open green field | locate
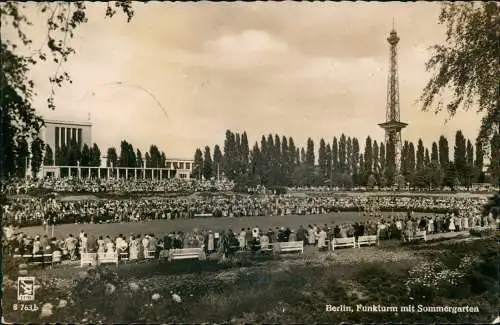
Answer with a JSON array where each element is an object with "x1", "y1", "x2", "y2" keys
[{"x1": 20, "y1": 211, "x2": 437, "y2": 238}]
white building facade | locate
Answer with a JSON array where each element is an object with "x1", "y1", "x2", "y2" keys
[{"x1": 36, "y1": 119, "x2": 193, "y2": 180}]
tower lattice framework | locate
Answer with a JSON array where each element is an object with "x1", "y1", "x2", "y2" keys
[{"x1": 378, "y1": 27, "x2": 407, "y2": 177}]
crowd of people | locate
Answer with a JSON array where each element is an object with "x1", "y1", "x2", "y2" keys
[
  {"x1": 4, "y1": 210, "x2": 499, "y2": 264},
  {"x1": 2, "y1": 194, "x2": 488, "y2": 228},
  {"x1": 4, "y1": 177, "x2": 497, "y2": 196},
  {"x1": 2, "y1": 177, "x2": 235, "y2": 195},
  {"x1": 2, "y1": 177, "x2": 496, "y2": 268}
]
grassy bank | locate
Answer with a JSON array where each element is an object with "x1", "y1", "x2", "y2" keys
[{"x1": 2, "y1": 239, "x2": 497, "y2": 323}]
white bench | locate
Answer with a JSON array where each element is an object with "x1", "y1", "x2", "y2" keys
[
  {"x1": 14, "y1": 253, "x2": 54, "y2": 267},
  {"x1": 259, "y1": 242, "x2": 273, "y2": 252},
  {"x1": 145, "y1": 250, "x2": 156, "y2": 259},
  {"x1": 80, "y1": 253, "x2": 97, "y2": 267},
  {"x1": 357, "y1": 235, "x2": 378, "y2": 248},
  {"x1": 159, "y1": 249, "x2": 169, "y2": 259},
  {"x1": 277, "y1": 241, "x2": 304, "y2": 254},
  {"x1": 118, "y1": 251, "x2": 129, "y2": 261},
  {"x1": 331, "y1": 237, "x2": 356, "y2": 251},
  {"x1": 52, "y1": 251, "x2": 62, "y2": 264},
  {"x1": 470, "y1": 226, "x2": 490, "y2": 232},
  {"x1": 97, "y1": 252, "x2": 118, "y2": 265},
  {"x1": 168, "y1": 248, "x2": 204, "y2": 261},
  {"x1": 413, "y1": 231, "x2": 427, "y2": 242}
]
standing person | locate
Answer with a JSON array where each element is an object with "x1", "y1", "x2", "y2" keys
[
  {"x1": 238, "y1": 228, "x2": 246, "y2": 251},
  {"x1": 129, "y1": 236, "x2": 138, "y2": 261},
  {"x1": 296, "y1": 225, "x2": 307, "y2": 245},
  {"x1": 80, "y1": 233, "x2": 88, "y2": 253},
  {"x1": 449, "y1": 214, "x2": 456, "y2": 232},
  {"x1": 136, "y1": 234, "x2": 144, "y2": 259},
  {"x1": 32, "y1": 236, "x2": 41, "y2": 255},
  {"x1": 245, "y1": 228, "x2": 252, "y2": 247},
  {"x1": 252, "y1": 226, "x2": 260, "y2": 239},
  {"x1": 307, "y1": 225, "x2": 315, "y2": 246},
  {"x1": 97, "y1": 236, "x2": 105, "y2": 253},
  {"x1": 65, "y1": 234, "x2": 77, "y2": 261},
  {"x1": 218, "y1": 231, "x2": 228, "y2": 260},
  {"x1": 105, "y1": 238, "x2": 115, "y2": 256},
  {"x1": 317, "y1": 228, "x2": 327, "y2": 251},
  {"x1": 142, "y1": 235, "x2": 149, "y2": 258},
  {"x1": 87, "y1": 234, "x2": 97, "y2": 253},
  {"x1": 148, "y1": 234, "x2": 158, "y2": 259},
  {"x1": 260, "y1": 232, "x2": 270, "y2": 250},
  {"x1": 41, "y1": 235, "x2": 50, "y2": 253}
]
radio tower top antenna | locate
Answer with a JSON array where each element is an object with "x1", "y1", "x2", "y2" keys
[{"x1": 378, "y1": 25, "x2": 408, "y2": 178}]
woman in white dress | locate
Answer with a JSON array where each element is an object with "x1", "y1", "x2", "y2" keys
[
  {"x1": 307, "y1": 227, "x2": 315, "y2": 245},
  {"x1": 97, "y1": 236, "x2": 105, "y2": 253},
  {"x1": 317, "y1": 228, "x2": 327, "y2": 251},
  {"x1": 207, "y1": 231, "x2": 214, "y2": 253},
  {"x1": 129, "y1": 236, "x2": 138, "y2": 261},
  {"x1": 105, "y1": 240, "x2": 115, "y2": 256},
  {"x1": 463, "y1": 215, "x2": 469, "y2": 230},
  {"x1": 448, "y1": 216, "x2": 456, "y2": 232},
  {"x1": 427, "y1": 217, "x2": 434, "y2": 234}
]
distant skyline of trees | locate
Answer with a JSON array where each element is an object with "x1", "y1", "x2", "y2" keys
[
  {"x1": 193, "y1": 129, "x2": 500, "y2": 188},
  {"x1": 9, "y1": 128, "x2": 500, "y2": 189}
]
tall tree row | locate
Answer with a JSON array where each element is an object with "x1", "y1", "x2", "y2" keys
[{"x1": 196, "y1": 129, "x2": 498, "y2": 188}]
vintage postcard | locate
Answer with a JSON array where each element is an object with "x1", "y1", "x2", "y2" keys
[{"x1": 1, "y1": 1, "x2": 499, "y2": 324}]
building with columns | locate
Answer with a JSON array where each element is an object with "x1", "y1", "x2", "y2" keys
[
  {"x1": 36, "y1": 119, "x2": 193, "y2": 180},
  {"x1": 41, "y1": 119, "x2": 93, "y2": 152}
]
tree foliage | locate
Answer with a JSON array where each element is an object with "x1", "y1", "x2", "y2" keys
[
  {"x1": 193, "y1": 148, "x2": 203, "y2": 180},
  {"x1": 118, "y1": 140, "x2": 136, "y2": 168},
  {"x1": 43, "y1": 144, "x2": 54, "y2": 166},
  {"x1": 203, "y1": 146, "x2": 213, "y2": 180},
  {"x1": 420, "y1": 2, "x2": 499, "y2": 144},
  {"x1": 197, "y1": 130, "x2": 491, "y2": 190},
  {"x1": 1, "y1": 2, "x2": 134, "y2": 181},
  {"x1": 30, "y1": 137, "x2": 44, "y2": 176}
]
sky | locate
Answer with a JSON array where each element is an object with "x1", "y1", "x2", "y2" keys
[{"x1": 5, "y1": 2, "x2": 482, "y2": 159}]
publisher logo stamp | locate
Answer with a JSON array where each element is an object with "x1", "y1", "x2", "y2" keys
[{"x1": 17, "y1": 277, "x2": 35, "y2": 301}]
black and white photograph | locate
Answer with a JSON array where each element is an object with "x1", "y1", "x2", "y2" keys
[{"x1": 1, "y1": 1, "x2": 499, "y2": 324}]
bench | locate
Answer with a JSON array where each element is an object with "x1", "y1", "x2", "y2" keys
[
  {"x1": 80, "y1": 253, "x2": 97, "y2": 267},
  {"x1": 118, "y1": 251, "x2": 129, "y2": 261},
  {"x1": 159, "y1": 249, "x2": 169, "y2": 259},
  {"x1": 356, "y1": 235, "x2": 378, "y2": 248},
  {"x1": 413, "y1": 231, "x2": 427, "y2": 241},
  {"x1": 168, "y1": 248, "x2": 204, "y2": 261},
  {"x1": 97, "y1": 252, "x2": 118, "y2": 265},
  {"x1": 406, "y1": 231, "x2": 427, "y2": 242},
  {"x1": 413, "y1": 231, "x2": 427, "y2": 242},
  {"x1": 276, "y1": 241, "x2": 304, "y2": 254},
  {"x1": 13, "y1": 253, "x2": 54, "y2": 267},
  {"x1": 145, "y1": 250, "x2": 156, "y2": 259},
  {"x1": 52, "y1": 251, "x2": 62, "y2": 264},
  {"x1": 331, "y1": 237, "x2": 356, "y2": 251},
  {"x1": 259, "y1": 242, "x2": 273, "y2": 252}
]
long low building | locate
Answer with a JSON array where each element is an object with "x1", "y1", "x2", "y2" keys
[
  {"x1": 40, "y1": 162, "x2": 192, "y2": 180},
  {"x1": 35, "y1": 118, "x2": 193, "y2": 179}
]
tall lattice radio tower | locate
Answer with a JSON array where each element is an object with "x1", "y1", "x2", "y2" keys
[{"x1": 378, "y1": 26, "x2": 407, "y2": 175}]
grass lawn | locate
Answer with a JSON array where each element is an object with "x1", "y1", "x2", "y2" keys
[{"x1": 20, "y1": 211, "x2": 436, "y2": 238}]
